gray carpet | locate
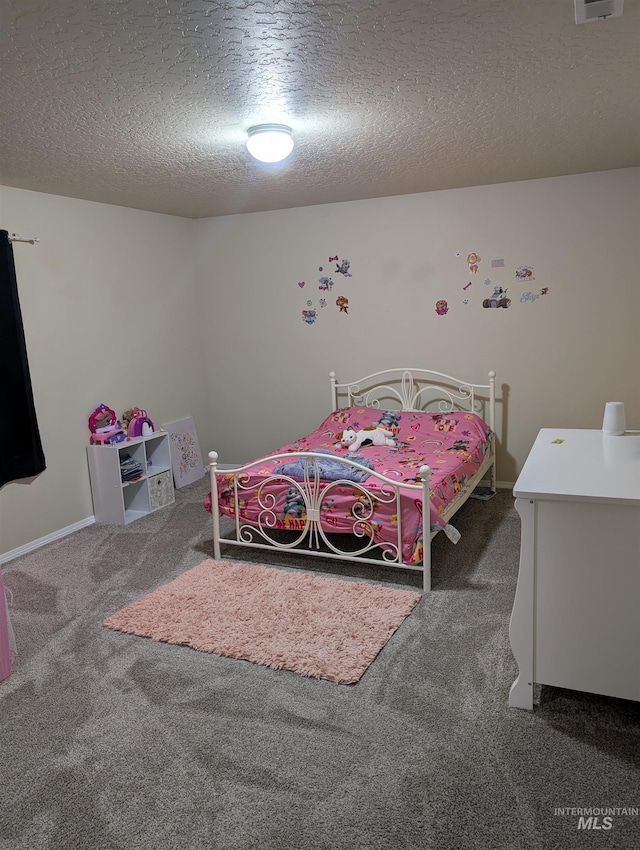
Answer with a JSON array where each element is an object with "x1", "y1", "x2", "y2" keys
[{"x1": 1, "y1": 481, "x2": 638, "y2": 850}]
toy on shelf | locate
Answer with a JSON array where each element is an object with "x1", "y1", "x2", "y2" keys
[
  {"x1": 122, "y1": 407, "x2": 155, "y2": 438},
  {"x1": 88, "y1": 404, "x2": 127, "y2": 445}
]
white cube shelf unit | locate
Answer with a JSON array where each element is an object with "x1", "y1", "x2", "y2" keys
[{"x1": 87, "y1": 431, "x2": 175, "y2": 525}]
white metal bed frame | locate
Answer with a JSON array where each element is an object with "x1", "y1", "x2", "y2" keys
[{"x1": 209, "y1": 368, "x2": 496, "y2": 592}]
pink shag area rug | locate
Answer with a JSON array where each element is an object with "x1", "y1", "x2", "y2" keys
[{"x1": 103, "y1": 559, "x2": 421, "y2": 684}]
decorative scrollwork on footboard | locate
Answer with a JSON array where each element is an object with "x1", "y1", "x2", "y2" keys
[{"x1": 229, "y1": 454, "x2": 409, "y2": 563}]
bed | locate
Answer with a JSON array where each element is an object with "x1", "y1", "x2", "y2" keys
[{"x1": 206, "y1": 367, "x2": 497, "y2": 592}]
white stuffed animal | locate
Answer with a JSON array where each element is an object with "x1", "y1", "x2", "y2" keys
[{"x1": 336, "y1": 426, "x2": 396, "y2": 452}]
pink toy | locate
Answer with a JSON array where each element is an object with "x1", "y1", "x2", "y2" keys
[
  {"x1": 91, "y1": 430, "x2": 127, "y2": 445},
  {"x1": 88, "y1": 404, "x2": 127, "y2": 445},
  {"x1": 125, "y1": 408, "x2": 154, "y2": 438}
]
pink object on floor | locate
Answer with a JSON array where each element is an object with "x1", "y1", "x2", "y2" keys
[{"x1": 104, "y1": 559, "x2": 421, "y2": 684}]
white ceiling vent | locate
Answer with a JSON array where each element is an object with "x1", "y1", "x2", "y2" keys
[{"x1": 575, "y1": 0, "x2": 624, "y2": 23}]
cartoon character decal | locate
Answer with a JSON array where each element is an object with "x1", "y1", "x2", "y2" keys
[
  {"x1": 483, "y1": 286, "x2": 511, "y2": 308},
  {"x1": 467, "y1": 252, "x2": 481, "y2": 274},
  {"x1": 515, "y1": 265, "x2": 535, "y2": 281},
  {"x1": 435, "y1": 299, "x2": 449, "y2": 315},
  {"x1": 336, "y1": 295, "x2": 349, "y2": 313},
  {"x1": 335, "y1": 259, "x2": 352, "y2": 277},
  {"x1": 299, "y1": 253, "x2": 355, "y2": 321}
]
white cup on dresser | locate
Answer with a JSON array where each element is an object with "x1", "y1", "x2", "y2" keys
[{"x1": 602, "y1": 401, "x2": 626, "y2": 436}]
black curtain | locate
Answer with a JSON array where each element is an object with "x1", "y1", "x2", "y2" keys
[{"x1": 0, "y1": 230, "x2": 46, "y2": 486}]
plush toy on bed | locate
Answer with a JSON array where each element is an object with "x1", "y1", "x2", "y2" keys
[{"x1": 336, "y1": 426, "x2": 396, "y2": 452}]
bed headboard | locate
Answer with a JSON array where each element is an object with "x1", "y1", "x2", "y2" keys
[{"x1": 329, "y1": 368, "x2": 496, "y2": 430}]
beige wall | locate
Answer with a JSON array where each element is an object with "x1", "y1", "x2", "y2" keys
[
  {"x1": 194, "y1": 168, "x2": 640, "y2": 481},
  {"x1": 1, "y1": 168, "x2": 638, "y2": 558},
  {"x1": 0, "y1": 187, "x2": 210, "y2": 557}
]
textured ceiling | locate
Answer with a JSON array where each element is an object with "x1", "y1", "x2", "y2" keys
[{"x1": 1, "y1": 0, "x2": 638, "y2": 219}]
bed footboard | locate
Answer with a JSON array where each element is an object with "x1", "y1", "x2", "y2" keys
[{"x1": 209, "y1": 451, "x2": 435, "y2": 591}]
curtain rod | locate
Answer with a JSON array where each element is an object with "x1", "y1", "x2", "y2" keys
[{"x1": 8, "y1": 233, "x2": 40, "y2": 244}]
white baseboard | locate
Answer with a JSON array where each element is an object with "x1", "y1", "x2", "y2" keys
[
  {"x1": 495, "y1": 480, "x2": 515, "y2": 490},
  {"x1": 0, "y1": 516, "x2": 96, "y2": 566},
  {"x1": 480, "y1": 478, "x2": 515, "y2": 491}
]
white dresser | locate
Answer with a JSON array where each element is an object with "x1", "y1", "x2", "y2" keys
[{"x1": 509, "y1": 428, "x2": 640, "y2": 709}]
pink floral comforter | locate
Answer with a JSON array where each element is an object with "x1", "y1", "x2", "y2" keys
[{"x1": 205, "y1": 407, "x2": 492, "y2": 564}]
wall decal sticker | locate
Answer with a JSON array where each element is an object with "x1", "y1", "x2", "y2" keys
[
  {"x1": 515, "y1": 265, "x2": 535, "y2": 281},
  {"x1": 484, "y1": 278, "x2": 492, "y2": 286},
  {"x1": 467, "y1": 252, "x2": 481, "y2": 273},
  {"x1": 299, "y1": 253, "x2": 355, "y2": 323},
  {"x1": 491, "y1": 259, "x2": 505, "y2": 268},
  {"x1": 540, "y1": 287, "x2": 549, "y2": 296},
  {"x1": 455, "y1": 251, "x2": 461, "y2": 257},
  {"x1": 483, "y1": 286, "x2": 511, "y2": 308},
  {"x1": 335, "y1": 259, "x2": 352, "y2": 276},
  {"x1": 463, "y1": 281, "x2": 472, "y2": 290},
  {"x1": 463, "y1": 299, "x2": 469, "y2": 305},
  {"x1": 435, "y1": 299, "x2": 449, "y2": 315},
  {"x1": 520, "y1": 291, "x2": 540, "y2": 303}
]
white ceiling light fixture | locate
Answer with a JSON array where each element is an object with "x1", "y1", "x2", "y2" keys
[{"x1": 246, "y1": 124, "x2": 294, "y2": 163}]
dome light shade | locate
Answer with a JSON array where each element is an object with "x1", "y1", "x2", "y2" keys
[{"x1": 246, "y1": 124, "x2": 294, "y2": 163}]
